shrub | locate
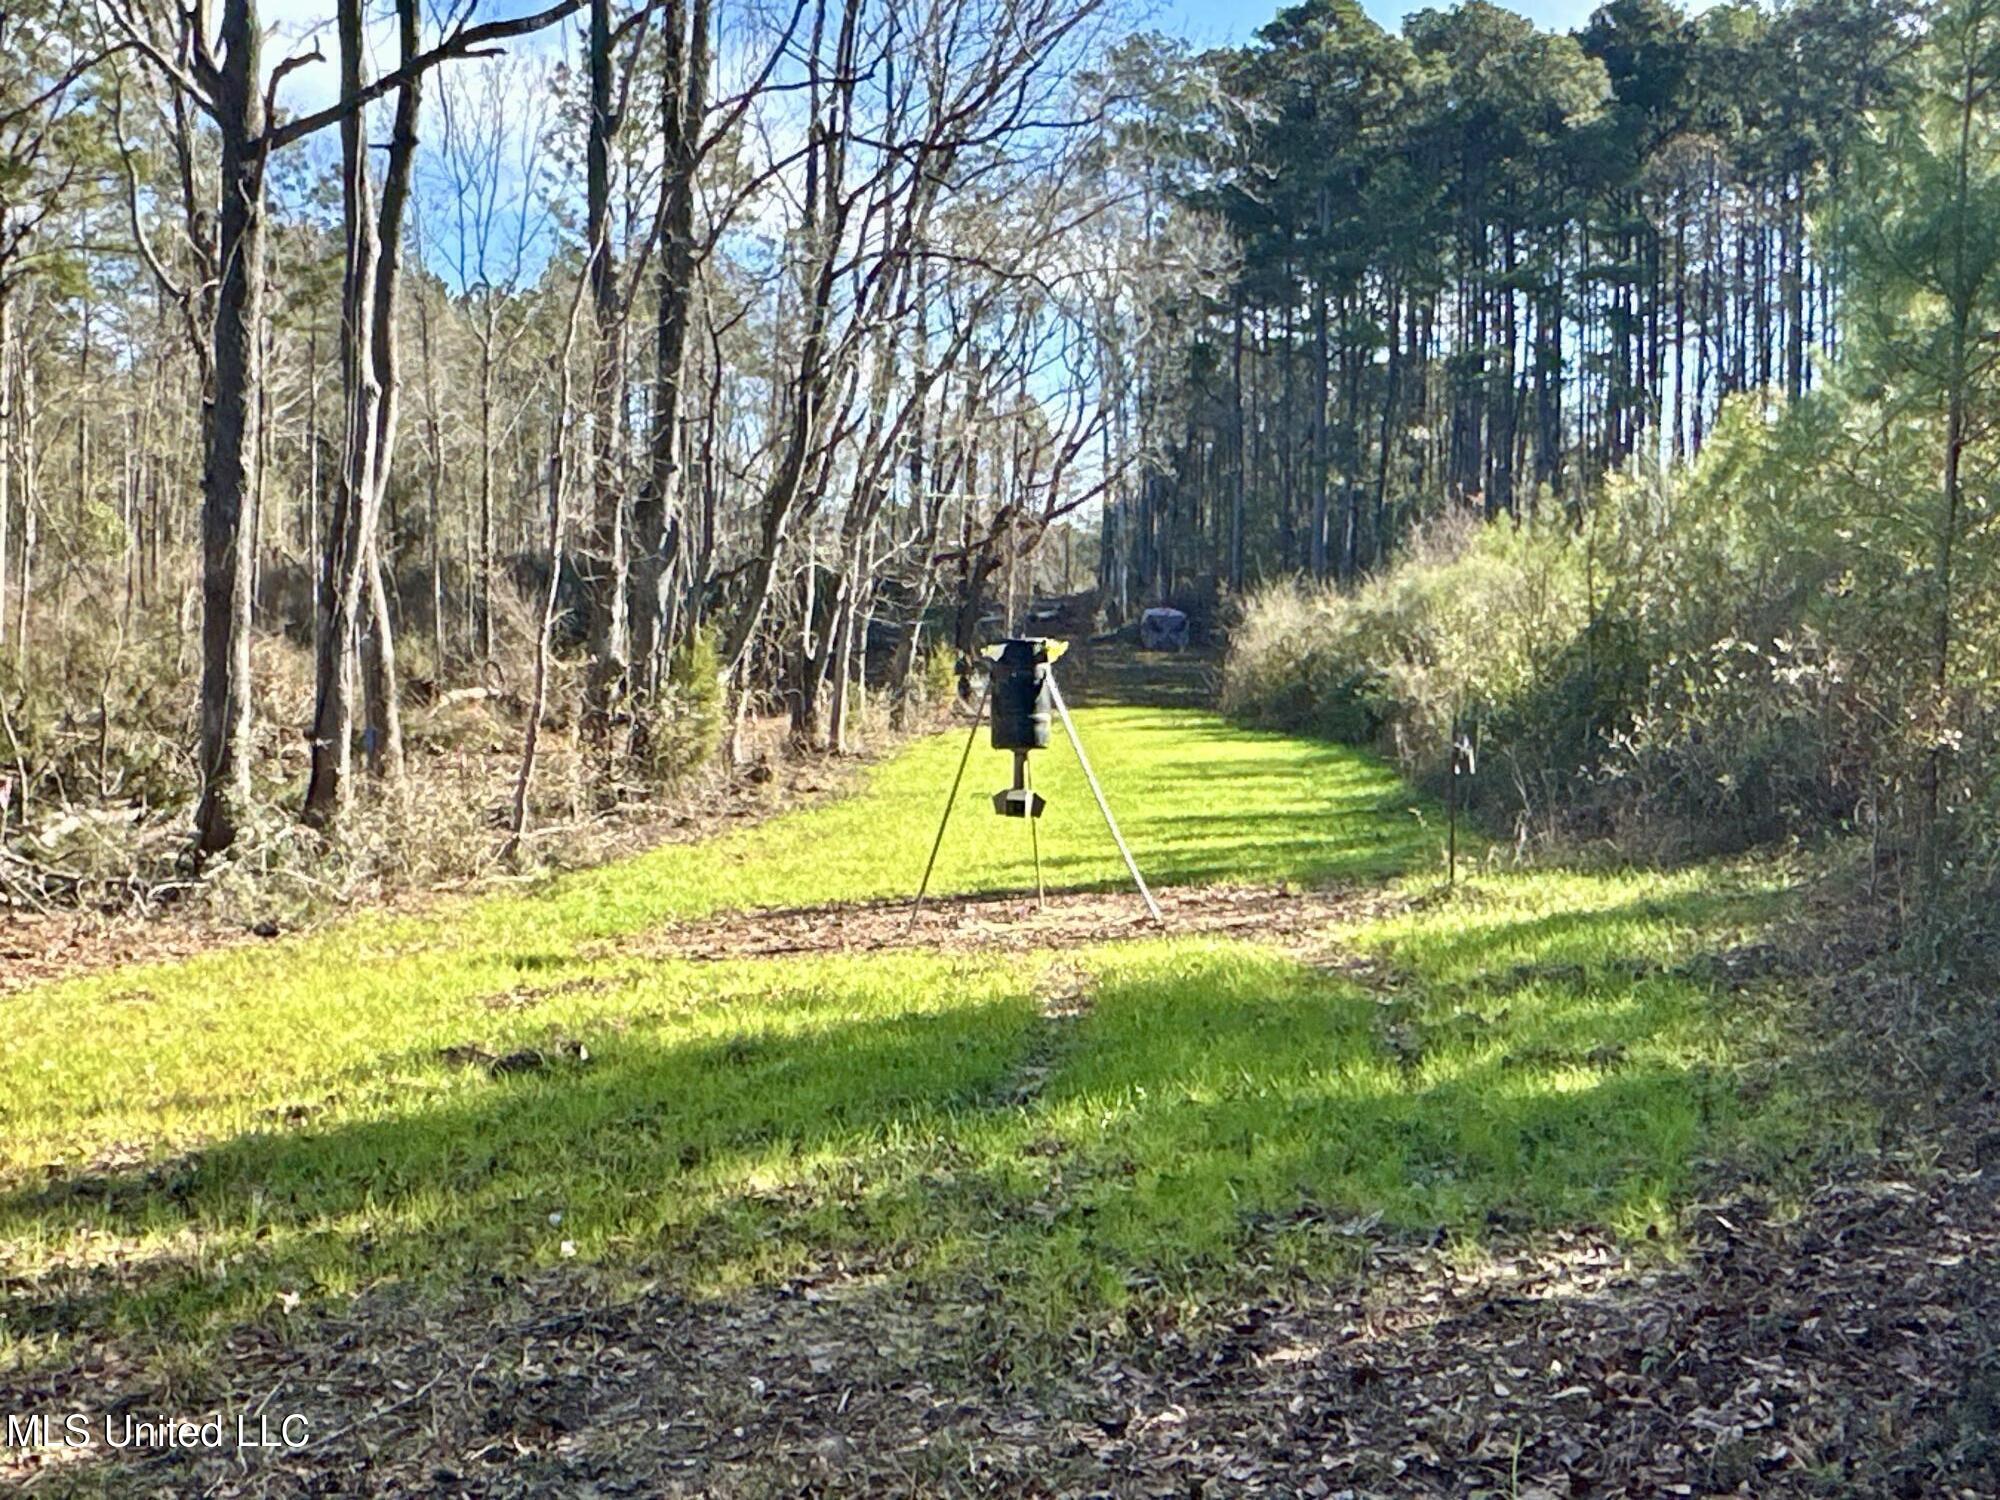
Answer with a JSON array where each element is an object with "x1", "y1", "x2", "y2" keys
[
  {"x1": 0, "y1": 596, "x2": 194, "y2": 821},
  {"x1": 1218, "y1": 403, "x2": 1951, "y2": 855},
  {"x1": 636, "y1": 628, "x2": 725, "y2": 784},
  {"x1": 1223, "y1": 509, "x2": 1588, "y2": 778},
  {"x1": 921, "y1": 640, "x2": 958, "y2": 711}
]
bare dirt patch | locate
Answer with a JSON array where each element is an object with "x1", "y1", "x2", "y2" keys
[
  {"x1": 0, "y1": 910, "x2": 252, "y2": 998},
  {"x1": 627, "y1": 881, "x2": 1408, "y2": 965}
]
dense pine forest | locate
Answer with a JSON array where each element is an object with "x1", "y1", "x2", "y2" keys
[{"x1": 1100, "y1": 0, "x2": 1901, "y2": 590}]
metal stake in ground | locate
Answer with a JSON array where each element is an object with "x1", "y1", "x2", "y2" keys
[
  {"x1": 1047, "y1": 672, "x2": 1163, "y2": 923},
  {"x1": 1025, "y1": 751, "x2": 1044, "y2": 907}
]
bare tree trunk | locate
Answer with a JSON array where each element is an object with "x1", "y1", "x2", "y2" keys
[
  {"x1": 13, "y1": 375, "x2": 33, "y2": 674},
  {"x1": 582, "y1": 0, "x2": 628, "y2": 736},
  {"x1": 1309, "y1": 250, "x2": 1330, "y2": 576},
  {"x1": 798, "y1": 320, "x2": 904, "y2": 745},
  {"x1": 193, "y1": 0, "x2": 269, "y2": 855},
  {"x1": 362, "y1": 541, "x2": 405, "y2": 779},
  {"x1": 418, "y1": 289, "x2": 448, "y2": 678},
  {"x1": 508, "y1": 399, "x2": 568, "y2": 856},
  {"x1": 305, "y1": 0, "x2": 382, "y2": 824},
  {"x1": 429, "y1": 460, "x2": 446, "y2": 680},
  {"x1": 251, "y1": 301, "x2": 270, "y2": 620},
  {"x1": 306, "y1": 0, "x2": 419, "y2": 821},
  {"x1": 123, "y1": 410, "x2": 139, "y2": 631},
  {"x1": 690, "y1": 314, "x2": 722, "y2": 629},
  {"x1": 1229, "y1": 300, "x2": 1245, "y2": 593},
  {"x1": 887, "y1": 374, "x2": 940, "y2": 729},
  {"x1": 478, "y1": 306, "x2": 496, "y2": 662},
  {"x1": 302, "y1": 17, "x2": 380, "y2": 824},
  {"x1": 631, "y1": 0, "x2": 710, "y2": 706},
  {"x1": 0, "y1": 278, "x2": 11, "y2": 655},
  {"x1": 360, "y1": 22, "x2": 416, "y2": 787},
  {"x1": 826, "y1": 520, "x2": 873, "y2": 751},
  {"x1": 508, "y1": 282, "x2": 591, "y2": 855}
]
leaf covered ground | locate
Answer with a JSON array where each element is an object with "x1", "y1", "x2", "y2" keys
[{"x1": 1, "y1": 695, "x2": 1993, "y2": 1496}]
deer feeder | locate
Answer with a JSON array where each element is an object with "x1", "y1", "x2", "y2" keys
[
  {"x1": 910, "y1": 633, "x2": 1161, "y2": 924},
  {"x1": 989, "y1": 638, "x2": 1055, "y2": 818}
]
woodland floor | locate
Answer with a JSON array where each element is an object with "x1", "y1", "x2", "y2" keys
[{"x1": 2, "y1": 651, "x2": 1997, "y2": 1497}]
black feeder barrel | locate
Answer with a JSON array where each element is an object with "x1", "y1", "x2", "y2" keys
[{"x1": 989, "y1": 638, "x2": 1054, "y2": 751}]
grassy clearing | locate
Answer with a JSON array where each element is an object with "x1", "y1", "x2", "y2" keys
[
  {"x1": 0, "y1": 705, "x2": 1847, "y2": 1376},
  {"x1": 0, "y1": 707, "x2": 1422, "y2": 1177}
]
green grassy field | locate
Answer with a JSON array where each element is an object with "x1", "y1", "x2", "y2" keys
[{"x1": 0, "y1": 705, "x2": 1837, "y2": 1374}]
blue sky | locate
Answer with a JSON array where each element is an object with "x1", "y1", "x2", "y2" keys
[{"x1": 1150, "y1": 0, "x2": 1606, "y2": 47}]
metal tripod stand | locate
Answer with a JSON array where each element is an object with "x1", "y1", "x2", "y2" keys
[{"x1": 910, "y1": 640, "x2": 1162, "y2": 924}]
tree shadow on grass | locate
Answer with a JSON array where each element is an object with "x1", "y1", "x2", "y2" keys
[
  {"x1": 0, "y1": 884, "x2": 1794, "y2": 1377},
  {"x1": 1059, "y1": 648, "x2": 1221, "y2": 711}
]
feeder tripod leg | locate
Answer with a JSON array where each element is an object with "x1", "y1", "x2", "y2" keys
[
  {"x1": 910, "y1": 678, "x2": 991, "y2": 922},
  {"x1": 1025, "y1": 753, "x2": 1044, "y2": 909},
  {"x1": 1047, "y1": 674, "x2": 1163, "y2": 924}
]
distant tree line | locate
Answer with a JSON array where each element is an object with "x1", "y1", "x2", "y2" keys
[{"x1": 1098, "y1": 0, "x2": 1913, "y2": 604}]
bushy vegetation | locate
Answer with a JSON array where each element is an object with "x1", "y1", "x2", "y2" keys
[
  {"x1": 0, "y1": 576, "x2": 738, "y2": 921},
  {"x1": 920, "y1": 640, "x2": 960, "y2": 712},
  {"x1": 1225, "y1": 392, "x2": 2000, "y2": 879},
  {"x1": 634, "y1": 628, "x2": 726, "y2": 785},
  {"x1": 1221, "y1": 511, "x2": 1585, "y2": 759}
]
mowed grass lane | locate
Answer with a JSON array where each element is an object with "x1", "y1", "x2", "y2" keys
[{"x1": 0, "y1": 705, "x2": 1834, "y2": 1368}]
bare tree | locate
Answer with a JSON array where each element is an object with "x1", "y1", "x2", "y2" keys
[
  {"x1": 1, "y1": 0, "x2": 98, "y2": 658},
  {"x1": 103, "y1": 0, "x2": 586, "y2": 851},
  {"x1": 303, "y1": 0, "x2": 426, "y2": 825},
  {"x1": 506, "y1": 261, "x2": 595, "y2": 856},
  {"x1": 426, "y1": 51, "x2": 556, "y2": 665},
  {"x1": 628, "y1": 0, "x2": 711, "y2": 703}
]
